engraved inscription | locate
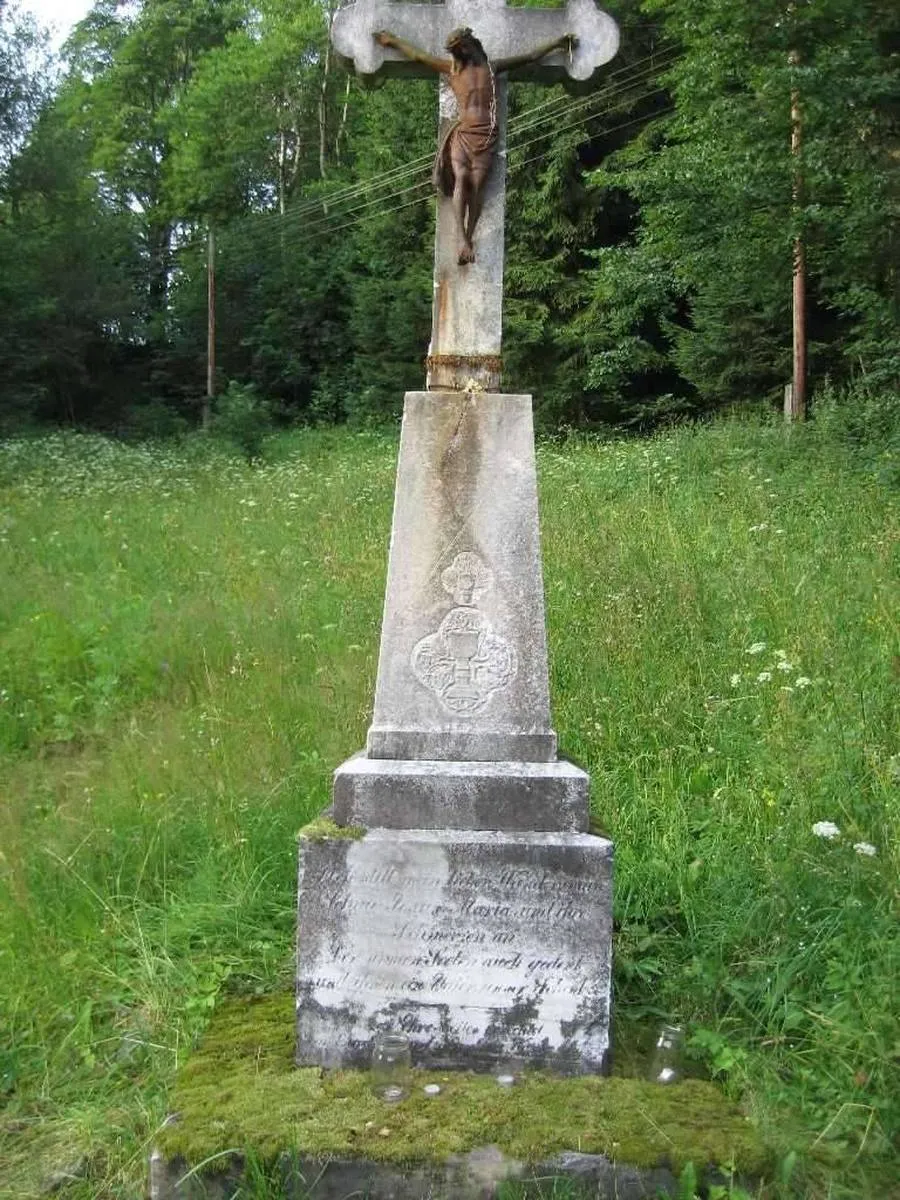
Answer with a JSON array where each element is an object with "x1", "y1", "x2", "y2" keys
[
  {"x1": 412, "y1": 551, "x2": 517, "y2": 715},
  {"x1": 300, "y1": 839, "x2": 611, "y2": 1021}
]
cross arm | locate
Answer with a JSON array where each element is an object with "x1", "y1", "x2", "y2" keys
[
  {"x1": 332, "y1": 0, "x2": 620, "y2": 89},
  {"x1": 374, "y1": 30, "x2": 450, "y2": 74},
  {"x1": 493, "y1": 33, "x2": 575, "y2": 76}
]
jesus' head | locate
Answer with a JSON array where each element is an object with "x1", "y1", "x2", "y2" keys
[{"x1": 445, "y1": 27, "x2": 488, "y2": 67}]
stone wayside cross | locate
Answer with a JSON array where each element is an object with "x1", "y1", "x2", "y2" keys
[
  {"x1": 332, "y1": 0, "x2": 619, "y2": 391},
  {"x1": 296, "y1": 1, "x2": 620, "y2": 1078}
]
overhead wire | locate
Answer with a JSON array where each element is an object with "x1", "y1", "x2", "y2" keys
[
  {"x1": 247, "y1": 100, "x2": 674, "y2": 254},
  {"x1": 202, "y1": 54, "x2": 680, "y2": 259},
  {"x1": 276, "y1": 43, "x2": 679, "y2": 225},
  {"x1": 172, "y1": 46, "x2": 680, "y2": 257},
  {"x1": 283, "y1": 56, "x2": 677, "y2": 242},
  {"x1": 511, "y1": 103, "x2": 674, "y2": 175}
]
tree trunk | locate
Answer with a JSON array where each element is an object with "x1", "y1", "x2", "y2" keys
[
  {"x1": 205, "y1": 225, "x2": 215, "y2": 430},
  {"x1": 789, "y1": 50, "x2": 807, "y2": 421},
  {"x1": 335, "y1": 75, "x2": 351, "y2": 166},
  {"x1": 318, "y1": 16, "x2": 333, "y2": 179}
]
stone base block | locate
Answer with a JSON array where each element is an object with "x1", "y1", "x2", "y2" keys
[
  {"x1": 366, "y1": 726, "x2": 558, "y2": 763},
  {"x1": 296, "y1": 827, "x2": 612, "y2": 1073},
  {"x1": 151, "y1": 1148, "x2": 687, "y2": 1200},
  {"x1": 332, "y1": 753, "x2": 589, "y2": 832}
]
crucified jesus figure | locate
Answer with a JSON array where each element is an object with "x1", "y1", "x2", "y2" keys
[{"x1": 374, "y1": 25, "x2": 577, "y2": 265}]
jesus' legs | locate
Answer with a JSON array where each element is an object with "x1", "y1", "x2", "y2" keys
[
  {"x1": 452, "y1": 165, "x2": 475, "y2": 264},
  {"x1": 465, "y1": 164, "x2": 491, "y2": 247}
]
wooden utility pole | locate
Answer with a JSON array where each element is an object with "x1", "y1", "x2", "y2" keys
[
  {"x1": 788, "y1": 50, "x2": 807, "y2": 421},
  {"x1": 204, "y1": 225, "x2": 215, "y2": 430}
]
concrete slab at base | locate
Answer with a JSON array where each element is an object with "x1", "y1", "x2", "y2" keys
[
  {"x1": 333, "y1": 752, "x2": 590, "y2": 832},
  {"x1": 296, "y1": 828, "x2": 612, "y2": 1072}
]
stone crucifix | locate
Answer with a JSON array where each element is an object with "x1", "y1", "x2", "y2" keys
[{"x1": 332, "y1": 0, "x2": 619, "y2": 391}]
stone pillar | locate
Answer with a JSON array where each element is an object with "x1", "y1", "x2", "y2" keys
[
  {"x1": 368, "y1": 392, "x2": 554, "y2": 762},
  {"x1": 296, "y1": 390, "x2": 613, "y2": 1074},
  {"x1": 425, "y1": 85, "x2": 507, "y2": 393}
]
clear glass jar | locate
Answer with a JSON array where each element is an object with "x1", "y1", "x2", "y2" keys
[
  {"x1": 371, "y1": 1032, "x2": 412, "y2": 1102},
  {"x1": 648, "y1": 1023, "x2": 684, "y2": 1084}
]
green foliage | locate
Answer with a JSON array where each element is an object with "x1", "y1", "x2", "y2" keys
[
  {"x1": 211, "y1": 380, "x2": 273, "y2": 461},
  {"x1": 591, "y1": 0, "x2": 900, "y2": 417},
  {"x1": 2, "y1": 0, "x2": 895, "y2": 432},
  {"x1": 811, "y1": 379, "x2": 900, "y2": 474},
  {"x1": 0, "y1": 421, "x2": 896, "y2": 1197},
  {"x1": 0, "y1": 0, "x2": 50, "y2": 171}
]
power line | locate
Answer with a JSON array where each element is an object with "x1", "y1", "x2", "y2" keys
[
  {"x1": 277, "y1": 45, "x2": 679, "y2": 227},
  {"x1": 273, "y1": 103, "x2": 674, "y2": 251},
  {"x1": 211, "y1": 62, "x2": 678, "y2": 258},
  {"x1": 511, "y1": 104, "x2": 675, "y2": 175},
  {"x1": 286, "y1": 60, "x2": 675, "y2": 242},
  {"x1": 171, "y1": 46, "x2": 680, "y2": 259}
]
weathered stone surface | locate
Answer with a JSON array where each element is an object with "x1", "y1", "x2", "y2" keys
[
  {"x1": 151, "y1": 1148, "x2": 688, "y2": 1199},
  {"x1": 332, "y1": 0, "x2": 620, "y2": 88},
  {"x1": 333, "y1": 753, "x2": 589, "y2": 832},
  {"x1": 368, "y1": 392, "x2": 556, "y2": 762},
  {"x1": 296, "y1": 828, "x2": 612, "y2": 1072}
]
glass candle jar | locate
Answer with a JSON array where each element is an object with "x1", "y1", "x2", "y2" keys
[
  {"x1": 371, "y1": 1032, "x2": 412, "y2": 1102},
  {"x1": 648, "y1": 1023, "x2": 684, "y2": 1084}
]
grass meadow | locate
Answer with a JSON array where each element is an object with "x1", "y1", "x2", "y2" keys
[{"x1": 0, "y1": 419, "x2": 897, "y2": 1197}]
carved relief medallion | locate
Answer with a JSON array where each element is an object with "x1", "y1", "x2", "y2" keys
[{"x1": 412, "y1": 552, "x2": 517, "y2": 715}]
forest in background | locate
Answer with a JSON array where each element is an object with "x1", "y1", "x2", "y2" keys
[{"x1": 0, "y1": 0, "x2": 897, "y2": 435}]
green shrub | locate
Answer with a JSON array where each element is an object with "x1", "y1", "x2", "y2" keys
[{"x1": 212, "y1": 381, "x2": 273, "y2": 462}]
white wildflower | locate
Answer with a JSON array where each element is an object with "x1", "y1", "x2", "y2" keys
[
  {"x1": 756, "y1": 671, "x2": 772, "y2": 683},
  {"x1": 776, "y1": 660, "x2": 794, "y2": 672},
  {"x1": 812, "y1": 821, "x2": 841, "y2": 840},
  {"x1": 730, "y1": 673, "x2": 742, "y2": 688},
  {"x1": 747, "y1": 642, "x2": 767, "y2": 655},
  {"x1": 795, "y1": 676, "x2": 812, "y2": 689},
  {"x1": 853, "y1": 842, "x2": 877, "y2": 857},
  {"x1": 749, "y1": 523, "x2": 769, "y2": 533}
]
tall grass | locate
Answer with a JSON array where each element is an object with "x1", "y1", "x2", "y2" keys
[{"x1": 0, "y1": 419, "x2": 896, "y2": 1197}]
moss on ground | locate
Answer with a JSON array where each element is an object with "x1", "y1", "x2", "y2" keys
[
  {"x1": 158, "y1": 995, "x2": 770, "y2": 1179},
  {"x1": 297, "y1": 816, "x2": 365, "y2": 841}
]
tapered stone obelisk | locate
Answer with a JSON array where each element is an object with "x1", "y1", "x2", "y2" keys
[{"x1": 296, "y1": 0, "x2": 619, "y2": 1073}]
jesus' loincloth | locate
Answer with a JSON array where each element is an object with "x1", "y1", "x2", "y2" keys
[{"x1": 432, "y1": 117, "x2": 498, "y2": 195}]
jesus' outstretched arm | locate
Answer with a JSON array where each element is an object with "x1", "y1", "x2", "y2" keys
[
  {"x1": 374, "y1": 30, "x2": 451, "y2": 74},
  {"x1": 493, "y1": 34, "x2": 577, "y2": 74}
]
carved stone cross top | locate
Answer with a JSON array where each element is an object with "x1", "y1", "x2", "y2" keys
[
  {"x1": 333, "y1": 0, "x2": 619, "y2": 87},
  {"x1": 332, "y1": 0, "x2": 619, "y2": 391}
]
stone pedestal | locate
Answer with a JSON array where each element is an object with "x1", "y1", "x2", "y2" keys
[
  {"x1": 333, "y1": 754, "x2": 589, "y2": 832},
  {"x1": 296, "y1": 389, "x2": 613, "y2": 1074}
]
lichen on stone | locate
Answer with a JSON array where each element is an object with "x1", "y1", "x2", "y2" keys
[
  {"x1": 157, "y1": 995, "x2": 770, "y2": 1181},
  {"x1": 296, "y1": 817, "x2": 365, "y2": 842}
]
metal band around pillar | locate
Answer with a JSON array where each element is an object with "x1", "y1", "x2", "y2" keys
[{"x1": 425, "y1": 352, "x2": 503, "y2": 391}]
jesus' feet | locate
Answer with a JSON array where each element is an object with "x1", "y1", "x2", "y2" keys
[{"x1": 458, "y1": 240, "x2": 475, "y2": 265}]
